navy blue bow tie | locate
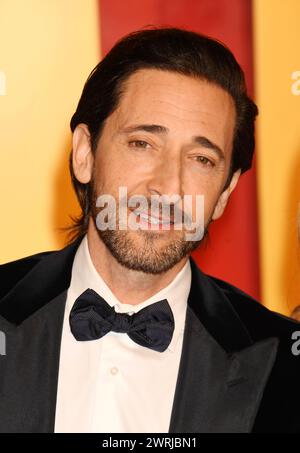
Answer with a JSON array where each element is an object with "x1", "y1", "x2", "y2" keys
[{"x1": 69, "y1": 289, "x2": 175, "y2": 352}]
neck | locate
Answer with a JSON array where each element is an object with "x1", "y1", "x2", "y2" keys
[{"x1": 86, "y1": 220, "x2": 188, "y2": 306}]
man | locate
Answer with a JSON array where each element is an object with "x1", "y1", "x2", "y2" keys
[{"x1": 0, "y1": 28, "x2": 299, "y2": 433}]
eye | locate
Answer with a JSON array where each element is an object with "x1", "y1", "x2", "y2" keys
[
  {"x1": 128, "y1": 140, "x2": 151, "y2": 149},
  {"x1": 194, "y1": 156, "x2": 215, "y2": 167}
]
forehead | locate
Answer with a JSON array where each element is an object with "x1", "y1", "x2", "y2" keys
[
  {"x1": 114, "y1": 68, "x2": 235, "y2": 130},
  {"x1": 106, "y1": 69, "x2": 236, "y2": 155}
]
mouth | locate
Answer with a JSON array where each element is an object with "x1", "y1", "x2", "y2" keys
[{"x1": 129, "y1": 208, "x2": 175, "y2": 228}]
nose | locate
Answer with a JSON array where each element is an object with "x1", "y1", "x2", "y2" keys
[{"x1": 147, "y1": 150, "x2": 183, "y2": 199}]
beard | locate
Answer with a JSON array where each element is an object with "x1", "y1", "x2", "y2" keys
[{"x1": 90, "y1": 179, "x2": 209, "y2": 275}]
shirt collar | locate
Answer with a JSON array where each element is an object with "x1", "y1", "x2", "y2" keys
[{"x1": 67, "y1": 235, "x2": 191, "y2": 353}]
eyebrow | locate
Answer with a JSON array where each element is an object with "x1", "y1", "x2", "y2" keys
[{"x1": 120, "y1": 123, "x2": 224, "y2": 160}]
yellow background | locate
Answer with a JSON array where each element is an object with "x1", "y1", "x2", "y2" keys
[
  {"x1": 254, "y1": 0, "x2": 300, "y2": 314},
  {"x1": 0, "y1": 0, "x2": 100, "y2": 259}
]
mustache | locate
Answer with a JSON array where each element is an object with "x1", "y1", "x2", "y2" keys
[
  {"x1": 125, "y1": 196, "x2": 193, "y2": 224},
  {"x1": 90, "y1": 187, "x2": 195, "y2": 225}
]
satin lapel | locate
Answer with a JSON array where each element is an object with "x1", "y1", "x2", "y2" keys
[
  {"x1": 0, "y1": 290, "x2": 67, "y2": 433},
  {"x1": 168, "y1": 259, "x2": 279, "y2": 433},
  {"x1": 168, "y1": 306, "x2": 278, "y2": 433},
  {"x1": 0, "y1": 238, "x2": 82, "y2": 432},
  {"x1": 0, "y1": 237, "x2": 82, "y2": 432}
]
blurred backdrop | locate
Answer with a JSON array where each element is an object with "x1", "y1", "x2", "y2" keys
[{"x1": 0, "y1": 0, "x2": 299, "y2": 316}]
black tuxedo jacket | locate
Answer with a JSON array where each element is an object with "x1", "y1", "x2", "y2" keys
[{"x1": 0, "y1": 237, "x2": 300, "y2": 433}]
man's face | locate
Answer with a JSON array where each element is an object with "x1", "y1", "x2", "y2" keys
[{"x1": 73, "y1": 69, "x2": 239, "y2": 274}]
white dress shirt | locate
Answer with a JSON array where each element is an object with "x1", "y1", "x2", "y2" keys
[{"x1": 54, "y1": 235, "x2": 191, "y2": 433}]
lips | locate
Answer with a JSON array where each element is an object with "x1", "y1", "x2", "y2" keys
[{"x1": 129, "y1": 208, "x2": 175, "y2": 225}]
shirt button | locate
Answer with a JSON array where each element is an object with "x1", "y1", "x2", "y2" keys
[{"x1": 110, "y1": 367, "x2": 119, "y2": 375}]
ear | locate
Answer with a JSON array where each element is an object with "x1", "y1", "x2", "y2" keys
[
  {"x1": 72, "y1": 123, "x2": 94, "y2": 184},
  {"x1": 212, "y1": 169, "x2": 241, "y2": 221}
]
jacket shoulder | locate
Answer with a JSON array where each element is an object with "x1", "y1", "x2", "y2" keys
[
  {"x1": 207, "y1": 274, "x2": 300, "y2": 340},
  {"x1": 0, "y1": 250, "x2": 54, "y2": 300}
]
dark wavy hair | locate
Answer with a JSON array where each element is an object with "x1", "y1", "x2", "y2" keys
[{"x1": 68, "y1": 27, "x2": 258, "y2": 241}]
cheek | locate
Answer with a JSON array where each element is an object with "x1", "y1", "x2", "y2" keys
[
  {"x1": 93, "y1": 148, "x2": 119, "y2": 183},
  {"x1": 93, "y1": 150, "x2": 145, "y2": 196},
  {"x1": 202, "y1": 192, "x2": 221, "y2": 222},
  {"x1": 184, "y1": 181, "x2": 222, "y2": 223}
]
